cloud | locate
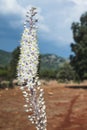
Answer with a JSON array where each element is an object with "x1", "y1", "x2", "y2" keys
[
  {"x1": 0, "y1": 0, "x2": 26, "y2": 29},
  {"x1": 39, "y1": 24, "x2": 50, "y2": 33},
  {"x1": 69, "y1": 0, "x2": 87, "y2": 5},
  {"x1": 68, "y1": 0, "x2": 87, "y2": 19},
  {"x1": 0, "y1": 0, "x2": 49, "y2": 33},
  {"x1": 0, "y1": 0, "x2": 25, "y2": 16},
  {"x1": 0, "y1": 0, "x2": 87, "y2": 49}
]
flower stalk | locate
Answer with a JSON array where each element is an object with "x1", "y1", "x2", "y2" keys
[{"x1": 17, "y1": 7, "x2": 47, "y2": 130}]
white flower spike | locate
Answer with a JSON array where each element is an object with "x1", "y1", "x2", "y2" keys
[{"x1": 17, "y1": 7, "x2": 47, "y2": 130}]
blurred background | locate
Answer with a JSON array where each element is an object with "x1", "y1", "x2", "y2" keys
[{"x1": 1, "y1": 1, "x2": 87, "y2": 130}]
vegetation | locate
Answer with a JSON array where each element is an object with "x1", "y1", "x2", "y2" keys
[
  {"x1": 40, "y1": 54, "x2": 65, "y2": 70},
  {"x1": 39, "y1": 69, "x2": 57, "y2": 80},
  {"x1": 0, "y1": 46, "x2": 79, "y2": 84},
  {"x1": 70, "y1": 12, "x2": 87, "y2": 81},
  {"x1": 0, "y1": 48, "x2": 20, "y2": 88},
  {"x1": 0, "y1": 50, "x2": 12, "y2": 66},
  {"x1": 8, "y1": 46, "x2": 20, "y2": 79},
  {"x1": 39, "y1": 54, "x2": 66, "y2": 80},
  {"x1": 0, "y1": 48, "x2": 67, "y2": 81},
  {"x1": 0, "y1": 66, "x2": 8, "y2": 80},
  {"x1": 57, "y1": 62, "x2": 76, "y2": 82}
]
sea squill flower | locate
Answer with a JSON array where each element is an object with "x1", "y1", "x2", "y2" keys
[{"x1": 17, "y1": 7, "x2": 47, "y2": 130}]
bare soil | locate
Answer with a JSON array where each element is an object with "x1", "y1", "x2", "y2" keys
[{"x1": 0, "y1": 80, "x2": 87, "y2": 130}]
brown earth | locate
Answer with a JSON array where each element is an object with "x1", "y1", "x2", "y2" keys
[{"x1": 0, "y1": 80, "x2": 87, "y2": 130}]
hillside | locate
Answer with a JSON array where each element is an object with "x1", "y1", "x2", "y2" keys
[
  {"x1": 40, "y1": 54, "x2": 66, "y2": 70},
  {"x1": 0, "y1": 50, "x2": 66, "y2": 69},
  {"x1": 0, "y1": 50, "x2": 12, "y2": 67}
]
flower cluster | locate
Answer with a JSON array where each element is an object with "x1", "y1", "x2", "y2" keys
[{"x1": 17, "y1": 7, "x2": 47, "y2": 130}]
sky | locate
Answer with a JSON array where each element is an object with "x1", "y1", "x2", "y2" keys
[{"x1": 0, "y1": 0, "x2": 87, "y2": 58}]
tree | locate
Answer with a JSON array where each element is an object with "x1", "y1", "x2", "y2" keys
[
  {"x1": 70, "y1": 12, "x2": 87, "y2": 80},
  {"x1": 8, "y1": 46, "x2": 20, "y2": 79},
  {"x1": 0, "y1": 66, "x2": 8, "y2": 81},
  {"x1": 39, "y1": 69, "x2": 57, "y2": 80},
  {"x1": 57, "y1": 62, "x2": 76, "y2": 82}
]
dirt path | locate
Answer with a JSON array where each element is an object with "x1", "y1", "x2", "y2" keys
[{"x1": 0, "y1": 81, "x2": 87, "y2": 130}]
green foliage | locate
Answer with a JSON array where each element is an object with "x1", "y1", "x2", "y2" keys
[
  {"x1": 39, "y1": 54, "x2": 66, "y2": 80},
  {"x1": 0, "y1": 80, "x2": 9, "y2": 89},
  {"x1": 0, "y1": 80, "x2": 14, "y2": 89},
  {"x1": 39, "y1": 69, "x2": 57, "y2": 80},
  {"x1": 8, "y1": 46, "x2": 20, "y2": 79},
  {"x1": 57, "y1": 62, "x2": 76, "y2": 82},
  {"x1": 70, "y1": 12, "x2": 87, "y2": 80},
  {"x1": 0, "y1": 66, "x2": 8, "y2": 80},
  {"x1": 0, "y1": 48, "x2": 67, "y2": 81},
  {"x1": 83, "y1": 73, "x2": 87, "y2": 79},
  {"x1": 0, "y1": 46, "x2": 21, "y2": 80},
  {"x1": 0, "y1": 50, "x2": 12, "y2": 66},
  {"x1": 8, "y1": 47, "x2": 66, "y2": 80},
  {"x1": 0, "y1": 69, "x2": 8, "y2": 77}
]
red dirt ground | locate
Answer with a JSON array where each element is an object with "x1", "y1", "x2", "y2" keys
[{"x1": 0, "y1": 80, "x2": 87, "y2": 130}]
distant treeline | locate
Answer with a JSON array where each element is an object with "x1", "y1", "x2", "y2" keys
[{"x1": 0, "y1": 46, "x2": 77, "y2": 83}]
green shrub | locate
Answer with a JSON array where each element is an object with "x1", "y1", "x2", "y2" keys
[
  {"x1": 0, "y1": 80, "x2": 9, "y2": 89},
  {"x1": 83, "y1": 73, "x2": 87, "y2": 79},
  {"x1": 0, "y1": 80, "x2": 14, "y2": 89},
  {"x1": 39, "y1": 69, "x2": 57, "y2": 80},
  {"x1": 57, "y1": 62, "x2": 76, "y2": 83}
]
